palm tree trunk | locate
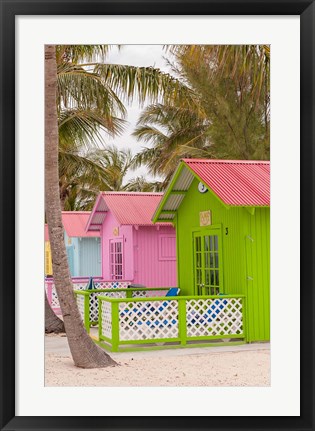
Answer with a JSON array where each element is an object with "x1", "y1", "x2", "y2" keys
[
  {"x1": 45, "y1": 44, "x2": 116, "y2": 368},
  {"x1": 45, "y1": 292, "x2": 65, "y2": 333},
  {"x1": 59, "y1": 183, "x2": 68, "y2": 211}
]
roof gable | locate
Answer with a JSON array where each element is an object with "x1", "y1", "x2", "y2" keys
[
  {"x1": 86, "y1": 192, "x2": 171, "y2": 232},
  {"x1": 153, "y1": 159, "x2": 270, "y2": 222},
  {"x1": 45, "y1": 212, "x2": 99, "y2": 239}
]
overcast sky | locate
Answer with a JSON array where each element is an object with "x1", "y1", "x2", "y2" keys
[{"x1": 104, "y1": 45, "x2": 173, "y2": 182}]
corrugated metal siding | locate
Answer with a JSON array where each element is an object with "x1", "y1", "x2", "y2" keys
[
  {"x1": 173, "y1": 167, "x2": 194, "y2": 190},
  {"x1": 158, "y1": 213, "x2": 175, "y2": 220},
  {"x1": 183, "y1": 159, "x2": 270, "y2": 206},
  {"x1": 88, "y1": 192, "x2": 172, "y2": 228},
  {"x1": 154, "y1": 160, "x2": 269, "y2": 222},
  {"x1": 79, "y1": 237, "x2": 102, "y2": 277},
  {"x1": 102, "y1": 192, "x2": 165, "y2": 225},
  {"x1": 92, "y1": 212, "x2": 106, "y2": 226},
  {"x1": 62, "y1": 212, "x2": 100, "y2": 237},
  {"x1": 163, "y1": 194, "x2": 185, "y2": 211}
]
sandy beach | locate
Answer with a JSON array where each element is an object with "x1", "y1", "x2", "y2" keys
[{"x1": 45, "y1": 334, "x2": 270, "y2": 387}]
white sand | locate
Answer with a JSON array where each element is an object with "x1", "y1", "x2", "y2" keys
[{"x1": 45, "y1": 334, "x2": 270, "y2": 387}]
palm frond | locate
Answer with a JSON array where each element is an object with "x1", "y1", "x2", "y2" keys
[
  {"x1": 93, "y1": 63, "x2": 196, "y2": 108},
  {"x1": 59, "y1": 108, "x2": 126, "y2": 149}
]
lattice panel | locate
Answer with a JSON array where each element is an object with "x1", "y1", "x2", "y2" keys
[
  {"x1": 186, "y1": 298, "x2": 243, "y2": 337},
  {"x1": 72, "y1": 282, "x2": 87, "y2": 290},
  {"x1": 76, "y1": 294, "x2": 85, "y2": 321},
  {"x1": 94, "y1": 281, "x2": 130, "y2": 289},
  {"x1": 45, "y1": 280, "x2": 131, "y2": 311},
  {"x1": 101, "y1": 301, "x2": 112, "y2": 339},
  {"x1": 50, "y1": 284, "x2": 60, "y2": 309},
  {"x1": 131, "y1": 289, "x2": 169, "y2": 298},
  {"x1": 88, "y1": 291, "x2": 126, "y2": 323},
  {"x1": 119, "y1": 300, "x2": 179, "y2": 341}
]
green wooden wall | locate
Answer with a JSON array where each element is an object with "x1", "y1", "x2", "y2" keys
[{"x1": 174, "y1": 177, "x2": 270, "y2": 342}]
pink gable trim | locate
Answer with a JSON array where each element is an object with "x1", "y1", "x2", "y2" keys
[{"x1": 87, "y1": 192, "x2": 173, "y2": 231}]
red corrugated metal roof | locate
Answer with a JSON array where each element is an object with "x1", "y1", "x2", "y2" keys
[
  {"x1": 45, "y1": 212, "x2": 99, "y2": 239},
  {"x1": 182, "y1": 159, "x2": 270, "y2": 206},
  {"x1": 100, "y1": 192, "x2": 168, "y2": 225}
]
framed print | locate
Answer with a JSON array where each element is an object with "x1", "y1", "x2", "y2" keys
[{"x1": 0, "y1": 0, "x2": 314, "y2": 430}]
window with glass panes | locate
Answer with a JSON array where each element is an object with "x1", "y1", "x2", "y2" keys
[
  {"x1": 109, "y1": 239, "x2": 123, "y2": 280},
  {"x1": 193, "y1": 229, "x2": 222, "y2": 295}
]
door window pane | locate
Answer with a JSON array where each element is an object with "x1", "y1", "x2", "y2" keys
[
  {"x1": 204, "y1": 236, "x2": 209, "y2": 251},
  {"x1": 194, "y1": 232, "x2": 222, "y2": 296},
  {"x1": 110, "y1": 239, "x2": 123, "y2": 280},
  {"x1": 215, "y1": 270, "x2": 219, "y2": 286}
]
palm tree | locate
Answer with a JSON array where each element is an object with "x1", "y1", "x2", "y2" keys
[
  {"x1": 133, "y1": 45, "x2": 270, "y2": 180},
  {"x1": 133, "y1": 103, "x2": 211, "y2": 182},
  {"x1": 55, "y1": 45, "x2": 195, "y2": 210},
  {"x1": 45, "y1": 294, "x2": 65, "y2": 333},
  {"x1": 46, "y1": 44, "x2": 194, "y2": 367},
  {"x1": 58, "y1": 145, "x2": 165, "y2": 211},
  {"x1": 58, "y1": 144, "x2": 108, "y2": 211},
  {"x1": 45, "y1": 44, "x2": 117, "y2": 367}
]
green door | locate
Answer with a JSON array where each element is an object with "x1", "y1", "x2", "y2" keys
[{"x1": 193, "y1": 228, "x2": 223, "y2": 295}]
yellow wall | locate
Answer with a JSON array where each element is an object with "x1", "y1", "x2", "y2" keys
[{"x1": 45, "y1": 241, "x2": 53, "y2": 275}]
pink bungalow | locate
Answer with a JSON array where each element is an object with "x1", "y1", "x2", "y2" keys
[{"x1": 86, "y1": 192, "x2": 177, "y2": 287}]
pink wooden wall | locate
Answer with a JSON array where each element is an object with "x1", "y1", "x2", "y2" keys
[
  {"x1": 133, "y1": 225, "x2": 177, "y2": 287},
  {"x1": 101, "y1": 211, "x2": 177, "y2": 287}
]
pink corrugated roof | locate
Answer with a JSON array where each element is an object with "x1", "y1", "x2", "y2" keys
[
  {"x1": 183, "y1": 159, "x2": 270, "y2": 206},
  {"x1": 101, "y1": 192, "x2": 167, "y2": 225},
  {"x1": 87, "y1": 192, "x2": 172, "y2": 230},
  {"x1": 45, "y1": 212, "x2": 99, "y2": 238}
]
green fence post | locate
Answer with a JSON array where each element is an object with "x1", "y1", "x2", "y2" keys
[
  {"x1": 111, "y1": 302, "x2": 119, "y2": 352},
  {"x1": 242, "y1": 296, "x2": 247, "y2": 342},
  {"x1": 178, "y1": 298, "x2": 187, "y2": 346},
  {"x1": 126, "y1": 289, "x2": 132, "y2": 299},
  {"x1": 84, "y1": 293, "x2": 90, "y2": 333}
]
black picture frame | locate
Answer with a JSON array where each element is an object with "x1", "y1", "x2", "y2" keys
[{"x1": 0, "y1": 1, "x2": 314, "y2": 430}]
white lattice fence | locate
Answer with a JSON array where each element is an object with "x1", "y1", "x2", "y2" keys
[
  {"x1": 118, "y1": 300, "x2": 179, "y2": 341},
  {"x1": 186, "y1": 297, "x2": 243, "y2": 337},
  {"x1": 94, "y1": 281, "x2": 131, "y2": 289},
  {"x1": 71, "y1": 282, "x2": 88, "y2": 290},
  {"x1": 131, "y1": 289, "x2": 169, "y2": 298},
  {"x1": 88, "y1": 291, "x2": 126, "y2": 323},
  {"x1": 76, "y1": 294, "x2": 85, "y2": 321},
  {"x1": 50, "y1": 284, "x2": 60, "y2": 309},
  {"x1": 45, "y1": 279, "x2": 132, "y2": 312},
  {"x1": 101, "y1": 301, "x2": 112, "y2": 339}
]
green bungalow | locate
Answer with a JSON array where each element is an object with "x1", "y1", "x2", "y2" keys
[
  {"x1": 76, "y1": 158, "x2": 270, "y2": 351},
  {"x1": 152, "y1": 159, "x2": 270, "y2": 343}
]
